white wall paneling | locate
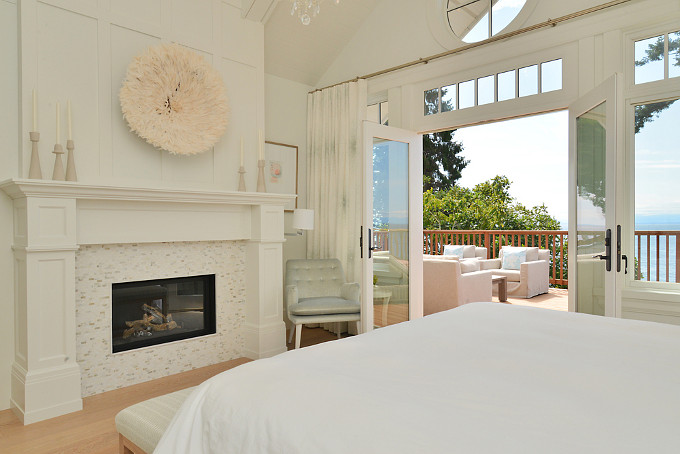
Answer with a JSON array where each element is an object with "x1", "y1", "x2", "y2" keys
[
  {"x1": 4, "y1": 0, "x2": 268, "y2": 419},
  {"x1": 17, "y1": 0, "x2": 264, "y2": 190},
  {"x1": 0, "y1": 0, "x2": 19, "y2": 412}
]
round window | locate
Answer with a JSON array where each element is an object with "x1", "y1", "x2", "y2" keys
[{"x1": 447, "y1": 0, "x2": 527, "y2": 43}]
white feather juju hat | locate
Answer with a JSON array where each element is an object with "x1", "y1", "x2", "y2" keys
[{"x1": 120, "y1": 43, "x2": 229, "y2": 155}]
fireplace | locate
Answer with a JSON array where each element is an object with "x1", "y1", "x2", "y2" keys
[{"x1": 112, "y1": 274, "x2": 216, "y2": 353}]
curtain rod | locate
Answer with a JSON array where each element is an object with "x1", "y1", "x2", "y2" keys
[{"x1": 309, "y1": 0, "x2": 632, "y2": 94}]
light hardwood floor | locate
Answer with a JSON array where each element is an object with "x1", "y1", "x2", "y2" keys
[{"x1": 0, "y1": 359, "x2": 251, "y2": 454}]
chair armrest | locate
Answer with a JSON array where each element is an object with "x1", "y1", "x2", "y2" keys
[
  {"x1": 341, "y1": 282, "x2": 360, "y2": 302},
  {"x1": 520, "y1": 260, "x2": 550, "y2": 296},
  {"x1": 458, "y1": 270, "x2": 492, "y2": 304},
  {"x1": 285, "y1": 284, "x2": 299, "y2": 316},
  {"x1": 479, "y1": 258, "x2": 501, "y2": 270}
]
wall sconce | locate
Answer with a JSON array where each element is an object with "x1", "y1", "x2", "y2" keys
[{"x1": 286, "y1": 209, "x2": 314, "y2": 236}]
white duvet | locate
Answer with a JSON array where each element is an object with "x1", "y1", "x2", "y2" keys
[{"x1": 155, "y1": 303, "x2": 680, "y2": 453}]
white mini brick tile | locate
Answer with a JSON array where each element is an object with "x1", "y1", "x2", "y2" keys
[{"x1": 75, "y1": 241, "x2": 246, "y2": 397}]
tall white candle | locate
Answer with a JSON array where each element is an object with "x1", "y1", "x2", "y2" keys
[
  {"x1": 240, "y1": 136, "x2": 244, "y2": 167},
  {"x1": 56, "y1": 102, "x2": 60, "y2": 144},
  {"x1": 258, "y1": 129, "x2": 263, "y2": 160},
  {"x1": 67, "y1": 100, "x2": 72, "y2": 140},
  {"x1": 32, "y1": 89, "x2": 38, "y2": 131}
]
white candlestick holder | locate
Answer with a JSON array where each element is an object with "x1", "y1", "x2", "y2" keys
[
  {"x1": 28, "y1": 131, "x2": 43, "y2": 179},
  {"x1": 238, "y1": 166, "x2": 246, "y2": 192},
  {"x1": 52, "y1": 143, "x2": 65, "y2": 181},
  {"x1": 256, "y1": 159, "x2": 266, "y2": 192},
  {"x1": 65, "y1": 139, "x2": 77, "y2": 182}
]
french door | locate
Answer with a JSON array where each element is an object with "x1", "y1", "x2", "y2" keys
[
  {"x1": 568, "y1": 75, "x2": 621, "y2": 317},
  {"x1": 361, "y1": 122, "x2": 423, "y2": 333}
]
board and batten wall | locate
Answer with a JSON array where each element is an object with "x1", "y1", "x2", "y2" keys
[
  {"x1": 0, "y1": 0, "x2": 19, "y2": 414},
  {"x1": 0, "y1": 0, "x2": 266, "y2": 411},
  {"x1": 265, "y1": 74, "x2": 312, "y2": 329}
]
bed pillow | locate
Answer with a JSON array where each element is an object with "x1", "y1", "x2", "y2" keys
[
  {"x1": 501, "y1": 247, "x2": 527, "y2": 270},
  {"x1": 443, "y1": 245, "x2": 464, "y2": 257}
]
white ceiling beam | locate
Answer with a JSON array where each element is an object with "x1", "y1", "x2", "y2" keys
[{"x1": 242, "y1": 0, "x2": 279, "y2": 23}]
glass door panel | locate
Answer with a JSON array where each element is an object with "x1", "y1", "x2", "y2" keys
[
  {"x1": 362, "y1": 122, "x2": 423, "y2": 333},
  {"x1": 575, "y1": 101, "x2": 608, "y2": 316},
  {"x1": 372, "y1": 138, "x2": 409, "y2": 328},
  {"x1": 633, "y1": 98, "x2": 680, "y2": 283},
  {"x1": 569, "y1": 74, "x2": 618, "y2": 317}
]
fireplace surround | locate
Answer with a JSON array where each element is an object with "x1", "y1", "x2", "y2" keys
[{"x1": 0, "y1": 179, "x2": 295, "y2": 424}]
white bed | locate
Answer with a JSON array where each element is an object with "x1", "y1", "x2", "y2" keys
[{"x1": 154, "y1": 303, "x2": 680, "y2": 453}]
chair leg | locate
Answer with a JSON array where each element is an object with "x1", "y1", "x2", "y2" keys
[
  {"x1": 336, "y1": 322, "x2": 341, "y2": 339},
  {"x1": 355, "y1": 320, "x2": 361, "y2": 335},
  {"x1": 287, "y1": 324, "x2": 295, "y2": 344},
  {"x1": 295, "y1": 324, "x2": 302, "y2": 349}
]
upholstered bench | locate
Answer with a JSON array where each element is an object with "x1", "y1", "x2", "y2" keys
[{"x1": 115, "y1": 386, "x2": 195, "y2": 454}]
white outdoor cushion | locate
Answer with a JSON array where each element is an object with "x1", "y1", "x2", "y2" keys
[
  {"x1": 490, "y1": 268, "x2": 521, "y2": 282},
  {"x1": 501, "y1": 247, "x2": 527, "y2": 270},
  {"x1": 289, "y1": 297, "x2": 360, "y2": 316},
  {"x1": 443, "y1": 245, "x2": 464, "y2": 256},
  {"x1": 460, "y1": 260, "x2": 481, "y2": 273},
  {"x1": 424, "y1": 254, "x2": 459, "y2": 260},
  {"x1": 462, "y1": 245, "x2": 477, "y2": 258}
]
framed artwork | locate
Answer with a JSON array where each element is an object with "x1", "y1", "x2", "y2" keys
[{"x1": 265, "y1": 141, "x2": 298, "y2": 211}]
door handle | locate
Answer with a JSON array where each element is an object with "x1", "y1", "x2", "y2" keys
[
  {"x1": 592, "y1": 229, "x2": 612, "y2": 271},
  {"x1": 368, "y1": 228, "x2": 373, "y2": 259},
  {"x1": 622, "y1": 254, "x2": 628, "y2": 274},
  {"x1": 360, "y1": 226, "x2": 363, "y2": 259},
  {"x1": 617, "y1": 225, "x2": 622, "y2": 272}
]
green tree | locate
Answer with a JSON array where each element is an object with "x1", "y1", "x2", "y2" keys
[
  {"x1": 634, "y1": 34, "x2": 679, "y2": 132},
  {"x1": 423, "y1": 175, "x2": 560, "y2": 231},
  {"x1": 423, "y1": 130, "x2": 469, "y2": 192}
]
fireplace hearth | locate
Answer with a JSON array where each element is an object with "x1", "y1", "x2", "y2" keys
[{"x1": 112, "y1": 274, "x2": 216, "y2": 353}]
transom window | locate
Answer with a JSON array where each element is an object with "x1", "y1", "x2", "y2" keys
[
  {"x1": 634, "y1": 30, "x2": 680, "y2": 84},
  {"x1": 447, "y1": 0, "x2": 527, "y2": 43},
  {"x1": 424, "y1": 58, "x2": 562, "y2": 116}
]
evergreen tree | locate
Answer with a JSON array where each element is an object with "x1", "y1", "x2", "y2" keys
[{"x1": 423, "y1": 130, "x2": 469, "y2": 192}]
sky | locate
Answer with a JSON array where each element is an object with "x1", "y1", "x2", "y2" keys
[{"x1": 454, "y1": 111, "x2": 569, "y2": 227}]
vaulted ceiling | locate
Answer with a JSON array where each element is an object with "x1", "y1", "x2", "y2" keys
[{"x1": 264, "y1": 0, "x2": 382, "y2": 87}]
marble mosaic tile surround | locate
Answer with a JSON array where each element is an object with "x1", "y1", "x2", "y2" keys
[{"x1": 75, "y1": 241, "x2": 245, "y2": 397}]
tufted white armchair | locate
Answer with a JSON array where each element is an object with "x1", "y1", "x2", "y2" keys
[{"x1": 285, "y1": 259, "x2": 361, "y2": 349}]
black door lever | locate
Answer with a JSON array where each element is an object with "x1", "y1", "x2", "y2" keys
[{"x1": 592, "y1": 229, "x2": 612, "y2": 272}]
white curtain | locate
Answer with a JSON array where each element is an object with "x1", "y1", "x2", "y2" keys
[
  {"x1": 306, "y1": 79, "x2": 367, "y2": 282},
  {"x1": 306, "y1": 79, "x2": 367, "y2": 333}
]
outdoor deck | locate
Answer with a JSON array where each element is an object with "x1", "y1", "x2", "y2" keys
[{"x1": 373, "y1": 288, "x2": 568, "y2": 327}]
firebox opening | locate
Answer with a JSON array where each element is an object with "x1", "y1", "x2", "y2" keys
[{"x1": 111, "y1": 274, "x2": 216, "y2": 353}]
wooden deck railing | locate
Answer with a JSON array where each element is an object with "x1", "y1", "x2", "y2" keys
[
  {"x1": 635, "y1": 230, "x2": 680, "y2": 283},
  {"x1": 423, "y1": 230, "x2": 568, "y2": 286},
  {"x1": 373, "y1": 228, "x2": 679, "y2": 286},
  {"x1": 373, "y1": 229, "x2": 408, "y2": 260}
]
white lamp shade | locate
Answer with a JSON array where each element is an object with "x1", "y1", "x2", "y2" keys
[{"x1": 292, "y1": 209, "x2": 314, "y2": 230}]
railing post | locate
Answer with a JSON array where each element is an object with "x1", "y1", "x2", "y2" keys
[{"x1": 676, "y1": 234, "x2": 680, "y2": 284}]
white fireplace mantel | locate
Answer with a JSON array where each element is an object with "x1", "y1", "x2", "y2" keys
[{"x1": 0, "y1": 178, "x2": 296, "y2": 424}]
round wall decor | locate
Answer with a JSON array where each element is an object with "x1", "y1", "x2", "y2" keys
[{"x1": 120, "y1": 43, "x2": 229, "y2": 155}]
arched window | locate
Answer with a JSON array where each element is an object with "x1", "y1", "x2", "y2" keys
[{"x1": 447, "y1": 0, "x2": 527, "y2": 43}]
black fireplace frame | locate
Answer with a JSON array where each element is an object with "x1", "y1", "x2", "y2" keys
[{"x1": 111, "y1": 274, "x2": 216, "y2": 353}]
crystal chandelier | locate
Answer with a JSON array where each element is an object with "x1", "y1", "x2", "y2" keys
[{"x1": 290, "y1": 0, "x2": 339, "y2": 26}]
